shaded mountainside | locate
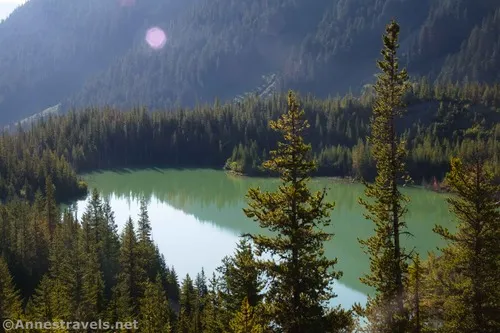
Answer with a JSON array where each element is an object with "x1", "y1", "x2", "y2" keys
[
  {"x1": 0, "y1": 0, "x2": 500, "y2": 124},
  {"x1": 0, "y1": 0, "x2": 198, "y2": 124}
]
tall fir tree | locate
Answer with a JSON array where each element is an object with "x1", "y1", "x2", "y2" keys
[
  {"x1": 167, "y1": 266, "x2": 181, "y2": 307},
  {"x1": 113, "y1": 217, "x2": 147, "y2": 320},
  {"x1": 0, "y1": 205, "x2": 9, "y2": 258},
  {"x1": 137, "y1": 197, "x2": 159, "y2": 283},
  {"x1": 433, "y1": 153, "x2": 500, "y2": 333},
  {"x1": 217, "y1": 239, "x2": 263, "y2": 318},
  {"x1": 243, "y1": 91, "x2": 343, "y2": 332},
  {"x1": 0, "y1": 257, "x2": 22, "y2": 323},
  {"x1": 139, "y1": 274, "x2": 172, "y2": 333},
  {"x1": 194, "y1": 269, "x2": 208, "y2": 333},
  {"x1": 28, "y1": 275, "x2": 55, "y2": 321},
  {"x1": 358, "y1": 20, "x2": 411, "y2": 333},
  {"x1": 79, "y1": 243, "x2": 105, "y2": 324},
  {"x1": 178, "y1": 274, "x2": 196, "y2": 333},
  {"x1": 406, "y1": 254, "x2": 422, "y2": 333},
  {"x1": 201, "y1": 273, "x2": 226, "y2": 333},
  {"x1": 138, "y1": 197, "x2": 152, "y2": 244},
  {"x1": 44, "y1": 175, "x2": 59, "y2": 237},
  {"x1": 31, "y1": 190, "x2": 51, "y2": 291},
  {"x1": 229, "y1": 297, "x2": 265, "y2": 333},
  {"x1": 46, "y1": 212, "x2": 80, "y2": 321},
  {"x1": 102, "y1": 197, "x2": 121, "y2": 299},
  {"x1": 79, "y1": 194, "x2": 107, "y2": 321}
]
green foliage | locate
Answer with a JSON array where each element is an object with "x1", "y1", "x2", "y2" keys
[
  {"x1": 115, "y1": 218, "x2": 147, "y2": 319},
  {"x1": 178, "y1": 274, "x2": 196, "y2": 333},
  {"x1": 28, "y1": 274, "x2": 56, "y2": 322},
  {"x1": 358, "y1": 20, "x2": 411, "y2": 332},
  {"x1": 80, "y1": 243, "x2": 105, "y2": 323},
  {"x1": 200, "y1": 274, "x2": 226, "y2": 333},
  {"x1": 140, "y1": 274, "x2": 172, "y2": 333},
  {"x1": 0, "y1": 256, "x2": 22, "y2": 322},
  {"x1": 244, "y1": 91, "x2": 343, "y2": 332},
  {"x1": 102, "y1": 197, "x2": 121, "y2": 299},
  {"x1": 351, "y1": 139, "x2": 374, "y2": 180},
  {"x1": 229, "y1": 297, "x2": 265, "y2": 333},
  {"x1": 217, "y1": 239, "x2": 263, "y2": 317},
  {"x1": 137, "y1": 196, "x2": 162, "y2": 286},
  {"x1": 432, "y1": 153, "x2": 500, "y2": 333},
  {"x1": 0, "y1": 131, "x2": 87, "y2": 203},
  {"x1": 44, "y1": 175, "x2": 59, "y2": 236},
  {"x1": 47, "y1": 212, "x2": 80, "y2": 321},
  {"x1": 406, "y1": 254, "x2": 423, "y2": 333}
]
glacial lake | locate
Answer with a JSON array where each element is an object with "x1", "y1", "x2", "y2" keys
[{"x1": 74, "y1": 168, "x2": 453, "y2": 309}]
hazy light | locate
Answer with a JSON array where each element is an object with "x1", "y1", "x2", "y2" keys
[{"x1": 145, "y1": 27, "x2": 167, "y2": 50}]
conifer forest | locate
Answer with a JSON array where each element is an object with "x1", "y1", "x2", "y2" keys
[{"x1": 0, "y1": 0, "x2": 499, "y2": 332}]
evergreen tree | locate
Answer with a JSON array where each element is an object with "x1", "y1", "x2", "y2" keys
[
  {"x1": 138, "y1": 197, "x2": 152, "y2": 243},
  {"x1": 46, "y1": 213, "x2": 80, "y2": 321},
  {"x1": 407, "y1": 254, "x2": 422, "y2": 333},
  {"x1": 0, "y1": 205, "x2": 9, "y2": 257},
  {"x1": 79, "y1": 196, "x2": 108, "y2": 321},
  {"x1": 107, "y1": 283, "x2": 132, "y2": 325},
  {"x1": 102, "y1": 197, "x2": 120, "y2": 299},
  {"x1": 28, "y1": 275, "x2": 55, "y2": 321},
  {"x1": 433, "y1": 154, "x2": 500, "y2": 333},
  {"x1": 229, "y1": 297, "x2": 265, "y2": 333},
  {"x1": 194, "y1": 269, "x2": 208, "y2": 332},
  {"x1": 243, "y1": 91, "x2": 343, "y2": 332},
  {"x1": 79, "y1": 244, "x2": 105, "y2": 324},
  {"x1": 167, "y1": 266, "x2": 181, "y2": 306},
  {"x1": 178, "y1": 274, "x2": 196, "y2": 333},
  {"x1": 201, "y1": 274, "x2": 225, "y2": 333},
  {"x1": 0, "y1": 257, "x2": 22, "y2": 323},
  {"x1": 44, "y1": 175, "x2": 59, "y2": 236},
  {"x1": 139, "y1": 274, "x2": 172, "y2": 333},
  {"x1": 136, "y1": 197, "x2": 158, "y2": 283},
  {"x1": 217, "y1": 239, "x2": 263, "y2": 316},
  {"x1": 114, "y1": 218, "x2": 146, "y2": 319},
  {"x1": 79, "y1": 190, "x2": 108, "y2": 281},
  {"x1": 358, "y1": 20, "x2": 411, "y2": 333},
  {"x1": 27, "y1": 192, "x2": 51, "y2": 297}
]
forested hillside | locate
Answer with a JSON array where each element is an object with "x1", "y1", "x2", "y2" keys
[
  {"x1": 2, "y1": 81, "x2": 499, "y2": 204},
  {"x1": 0, "y1": 0, "x2": 499, "y2": 124},
  {"x1": 0, "y1": 0, "x2": 197, "y2": 124}
]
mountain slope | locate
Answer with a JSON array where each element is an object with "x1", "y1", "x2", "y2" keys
[
  {"x1": 0, "y1": 0, "x2": 196, "y2": 124},
  {"x1": 0, "y1": 0, "x2": 499, "y2": 124}
]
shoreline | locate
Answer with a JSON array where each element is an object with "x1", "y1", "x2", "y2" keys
[
  {"x1": 223, "y1": 168, "x2": 449, "y2": 194},
  {"x1": 78, "y1": 166, "x2": 449, "y2": 196}
]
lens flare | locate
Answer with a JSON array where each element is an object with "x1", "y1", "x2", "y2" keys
[{"x1": 145, "y1": 27, "x2": 167, "y2": 50}]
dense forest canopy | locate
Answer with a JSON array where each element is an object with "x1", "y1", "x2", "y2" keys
[{"x1": 0, "y1": 0, "x2": 499, "y2": 124}]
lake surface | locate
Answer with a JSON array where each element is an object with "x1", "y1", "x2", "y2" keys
[{"x1": 75, "y1": 168, "x2": 453, "y2": 309}]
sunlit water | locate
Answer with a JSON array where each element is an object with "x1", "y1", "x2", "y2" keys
[{"x1": 74, "y1": 169, "x2": 453, "y2": 309}]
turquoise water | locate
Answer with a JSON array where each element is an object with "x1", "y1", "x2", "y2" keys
[{"x1": 75, "y1": 168, "x2": 453, "y2": 308}]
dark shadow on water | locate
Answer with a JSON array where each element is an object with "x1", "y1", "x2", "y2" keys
[
  {"x1": 60, "y1": 191, "x2": 88, "y2": 205},
  {"x1": 80, "y1": 165, "x2": 225, "y2": 176}
]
